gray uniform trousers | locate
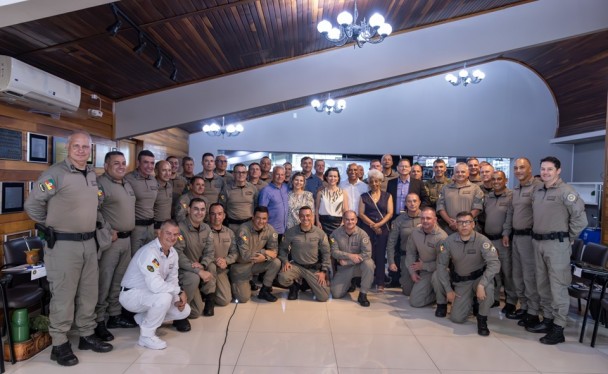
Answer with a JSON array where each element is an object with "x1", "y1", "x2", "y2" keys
[
  {"x1": 213, "y1": 263, "x2": 232, "y2": 306},
  {"x1": 511, "y1": 234, "x2": 539, "y2": 315},
  {"x1": 230, "y1": 259, "x2": 281, "y2": 303},
  {"x1": 96, "y1": 237, "x2": 131, "y2": 321},
  {"x1": 409, "y1": 271, "x2": 436, "y2": 308},
  {"x1": 331, "y1": 259, "x2": 374, "y2": 298},
  {"x1": 432, "y1": 275, "x2": 495, "y2": 323},
  {"x1": 491, "y1": 239, "x2": 517, "y2": 305},
  {"x1": 45, "y1": 239, "x2": 99, "y2": 345},
  {"x1": 131, "y1": 224, "x2": 155, "y2": 255},
  {"x1": 533, "y1": 239, "x2": 571, "y2": 327},
  {"x1": 399, "y1": 255, "x2": 414, "y2": 296},
  {"x1": 179, "y1": 268, "x2": 217, "y2": 317},
  {"x1": 278, "y1": 264, "x2": 330, "y2": 302}
]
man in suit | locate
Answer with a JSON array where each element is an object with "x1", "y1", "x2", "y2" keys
[{"x1": 385, "y1": 158, "x2": 429, "y2": 287}]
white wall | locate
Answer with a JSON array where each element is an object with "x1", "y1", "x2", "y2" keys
[
  {"x1": 573, "y1": 140, "x2": 605, "y2": 182},
  {"x1": 190, "y1": 60, "x2": 575, "y2": 180}
]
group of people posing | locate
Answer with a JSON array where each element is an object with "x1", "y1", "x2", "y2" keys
[{"x1": 24, "y1": 131, "x2": 588, "y2": 367}]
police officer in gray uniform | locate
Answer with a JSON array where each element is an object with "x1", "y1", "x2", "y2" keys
[
  {"x1": 206, "y1": 203, "x2": 238, "y2": 306},
  {"x1": 405, "y1": 207, "x2": 447, "y2": 307},
  {"x1": 125, "y1": 150, "x2": 158, "y2": 254},
  {"x1": 528, "y1": 156, "x2": 587, "y2": 344},
  {"x1": 483, "y1": 171, "x2": 517, "y2": 314},
  {"x1": 197, "y1": 152, "x2": 225, "y2": 204},
  {"x1": 386, "y1": 193, "x2": 421, "y2": 296},
  {"x1": 330, "y1": 211, "x2": 374, "y2": 307},
  {"x1": 94, "y1": 151, "x2": 137, "y2": 342},
  {"x1": 174, "y1": 175, "x2": 208, "y2": 223},
  {"x1": 154, "y1": 160, "x2": 173, "y2": 229},
  {"x1": 433, "y1": 211, "x2": 500, "y2": 336},
  {"x1": 425, "y1": 159, "x2": 451, "y2": 210},
  {"x1": 25, "y1": 131, "x2": 112, "y2": 366},
  {"x1": 166, "y1": 155, "x2": 188, "y2": 217},
  {"x1": 279, "y1": 206, "x2": 331, "y2": 302},
  {"x1": 437, "y1": 162, "x2": 484, "y2": 234},
  {"x1": 173, "y1": 198, "x2": 217, "y2": 317},
  {"x1": 219, "y1": 163, "x2": 258, "y2": 232},
  {"x1": 230, "y1": 206, "x2": 280, "y2": 303},
  {"x1": 504, "y1": 158, "x2": 543, "y2": 326}
]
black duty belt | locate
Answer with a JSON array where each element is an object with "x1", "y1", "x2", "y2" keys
[
  {"x1": 135, "y1": 219, "x2": 155, "y2": 226},
  {"x1": 227, "y1": 217, "x2": 252, "y2": 225},
  {"x1": 451, "y1": 266, "x2": 486, "y2": 283},
  {"x1": 121, "y1": 287, "x2": 131, "y2": 292},
  {"x1": 532, "y1": 231, "x2": 569, "y2": 242},
  {"x1": 294, "y1": 262, "x2": 321, "y2": 271},
  {"x1": 513, "y1": 229, "x2": 533, "y2": 236},
  {"x1": 116, "y1": 231, "x2": 131, "y2": 239},
  {"x1": 55, "y1": 231, "x2": 96, "y2": 241},
  {"x1": 485, "y1": 233, "x2": 502, "y2": 241}
]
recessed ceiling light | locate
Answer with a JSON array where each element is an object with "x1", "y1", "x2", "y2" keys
[{"x1": 0, "y1": 0, "x2": 27, "y2": 7}]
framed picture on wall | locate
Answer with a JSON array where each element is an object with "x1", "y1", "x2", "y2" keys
[
  {"x1": 0, "y1": 128, "x2": 22, "y2": 161},
  {"x1": 53, "y1": 136, "x2": 68, "y2": 164},
  {"x1": 0, "y1": 182, "x2": 25, "y2": 214},
  {"x1": 87, "y1": 143, "x2": 95, "y2": 165},
  {"x1": 27, "y1": 132, "x2": 49, "y2": 163}
]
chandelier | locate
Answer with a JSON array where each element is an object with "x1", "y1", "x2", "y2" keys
[
  {"x1": 316, "y1": 0, "x2": 392, "y2": 48},
  {"x1": 202, "y1": 117, "x2": 243, "y2": 138},
  {"x1": 311, "y1": 97, "x2": 346, "y2": 115},
  {"x1": 445, "y1": 66, "x2": 485, "y2": 87}
]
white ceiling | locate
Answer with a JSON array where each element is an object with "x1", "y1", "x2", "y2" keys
[{"x1": 0, "y1": 0, "x2": 113, "y2": 28}]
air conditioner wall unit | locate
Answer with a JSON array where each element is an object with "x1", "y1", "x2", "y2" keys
[{"x1": 0, "y1": 55, "x2": 81, "y2": 113}]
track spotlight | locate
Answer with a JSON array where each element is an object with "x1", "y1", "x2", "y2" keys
[
  {"x1": 133, "y1": 33, "x2": 147, "y2": 54},
  {"x1": 107, "y1": 19, "x2": 122, "y2": 36},
  {"x1": 170, "y1": 68, "x2": 178, "y2": 81}
]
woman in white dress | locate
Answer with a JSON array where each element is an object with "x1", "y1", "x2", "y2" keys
[{"x1": 287, "y1": 172, "x2": 315, "y2": 229}]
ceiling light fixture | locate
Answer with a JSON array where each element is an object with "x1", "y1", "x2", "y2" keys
[
  {"x1": 106, "y1": 3, "x2": 178, "y2": 82},
  {"x1": 445, "y1": 65, "x2": 485, "y2": 87},
  {"x1": 311, "y1": 96, "x2": 346, "y2": 115},
  {"x1": 317, "y1": 0, "x2": 392, "y2": 48},
  {"x1": 203, "y1": 117, "x2": 244, "y2": 138}
]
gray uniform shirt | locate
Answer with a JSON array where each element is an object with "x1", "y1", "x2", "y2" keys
[
  {"x1": 154, "y1": 180, "x2": 173, "y2": 222},
  {"x1": 329, "y1": 226, "x2": 372, "y2": 265},
  {"x1": 436, "y1": 181, "x2": 484, "y2": 218},
  {"x1": 386, "y1": 212, "x2": 421, "y2": 266},
  {"x1": 196, "y1": 172, "x2": 225, "y2": 204},
  {"x1": 25, "y1": 159, "x2": 98, "y2": 233},
  {"x1": 436, "y1": 232, "x2": 500, "y2": 292},
  {"x1": 219, "y1": 181, "x2": 258, "y2": 220},
  {"x1": 124, "y1": 170, "x2": 158, "y2": 220},
  {"x1": 174, "y1": 220, "x2": 213, "y2": 274},
  {"x1": 531, "y1": 178, "x2": 587, "y2": 238},
  {"x1": 97, "y1": 173, "x2": 136, "y2": 232},
  {"x1": 209, "y1": 226, "x2": 238, "y2": 265},
  {"x1": 236, "y1": 221, "x2": 279, "y2": 263},
  {"x1": 174, "y1": 192, "x2": 208, "y2": 223},
  {"x1": 505, "y1": 178, "x2": 543, "y2": 233},
  {"x1": 483, "y1": 189, "x2": 512, "y2": 236},
  {"x1": 405, "y1": 225, "x2": 448, "y2": 273},
  {"x1": 280, "y1": 225, "x2": 331, "y2": 273}
]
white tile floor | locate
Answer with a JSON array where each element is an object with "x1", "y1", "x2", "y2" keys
[{"x1": 5, "y1": 288, "x2": 608, "y2": 374}]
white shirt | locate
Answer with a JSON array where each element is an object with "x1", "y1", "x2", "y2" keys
[
  {"x1": 121, "y1": 238, "x2": 181, "y2": 296},
  {"x1": 339, "y1": 179, "x2": 368, "y2": 215}
]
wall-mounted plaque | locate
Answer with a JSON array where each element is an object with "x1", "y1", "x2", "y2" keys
[
  {"x1": 0, "y1": 128, "x2": 22, "y2": 160},
  {"x1": 53, "y1": 136, "x2": 68, "y2": 164},
  {"x1": 0, "y1": 182, "x2": 25, "y2": 214},
  {"x1": 27, "y1": 132, "x2": 49, "y2": 163}
]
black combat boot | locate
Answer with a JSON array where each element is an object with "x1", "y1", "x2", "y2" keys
[
  {"x1": 477, "y1": 315, "x2": 490, "y2": 336},
  {"x1": 526, "y1": 317, "x2": 553, "y2": 333},
  {"x1": 94, "y1": 321, "x2": 114, "y2": 342},
  {"x1": 50, "y1": 341, "x2": 79, "y2": 366},
  {"x1": 78, "y1": 334, "x2": 113, "y2": 353},
  {"x1": 519, "y1": 314, "x2": 540, "y2": 327},
  {"x1": 288, "y1": 283, "x2": 299, "y2": 300},
  {"x1": 249, "y1": 279, "x2": 259, "y2": 291},
  {"x1": 357, "y1": 292, "x2": 370, "y2": 307},
  {"x1": 502, "y1": 303, "x2": 516, "y2": 316},
  {"x1": 300, "y1": 278, "x2": 311, "y2": 292},
  {"x1": 172, "y1": 318, "x2": 191, "y2": 332},
  {"x1": 472, "y1": 298, "x2": 479, "y2": 317},
  {"x1": 203, "y1": 293, "x2": 216, "y2": 317},
  {"x1": 435, "y1": 304, "x2": 447, "y2": 318},
  {"x1": 258, "y1": 285, "x2": 278, "y2": 302},
  {"x1": 507, "y1": 308, "x2": 527, "y2": 320},
  {"x1": 347, "y1": 278, "x2": 357, "y2": 293},
  {"x1": 539, "y1": 324, "x2": 565, "y2": 345},
  {"x1": 107, "y1": 314, "x2": 137, "y2": 328}
]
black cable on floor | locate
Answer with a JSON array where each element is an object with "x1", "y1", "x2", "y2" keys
[{"x1": 217, "y1": 302, "x2": 238, "y2": 374}]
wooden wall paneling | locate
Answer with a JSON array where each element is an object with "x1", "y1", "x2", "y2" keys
[
  {"x1": 603, "y1": 91, "x2": 608, "y2": 245},
  {"x1": 134, "y1": 127, "x2": 189, "y2": 162}
]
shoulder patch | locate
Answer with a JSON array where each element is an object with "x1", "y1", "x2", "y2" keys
[
  {"x1": 146, "y1": 265, "x2": 155, "y2": 272},
  {"x1": 330, "y1": 237, "x2": 335, "y2": 244},
  {"x1": 177, "y1": 235, "x2": 184, "y2": 241},
  {"x1": 567, "y1": 193, "x2": 576, "y2": 202},
  {"x1": 152, "y1": 258, "x2": 160, "y2": 268},
  {"x1": 39, "y1": 178, "x2": 56, "y2": 192},
  {"x1": 241, "y1": 235, "x2": 248, "y2": 242},
  {"x1": 440, "y1": 244, "x2": 445, "y2": 252},
  {"x1": 363, "y1": 237, "x2": 370, "y2": 244},
  {"x1": 97, "y1": 188, "x2": 104, "y2": 198},
  {"x1": 272, "y1": 233, "x2": 278, "y2": 239},
  {"x1": 182, "y1": 203, "x2": 188, "y2": 209},
  {"x1": 483, "y1": 242, "x2": 490, "y2": 250}
]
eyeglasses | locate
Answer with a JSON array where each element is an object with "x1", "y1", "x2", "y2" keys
[
  {"x1": 233, "y1": 171, "x2": 247, "y2": 174},
  {"x1": 456, "y1": 220, "x2": 474, "y2": 226}
]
